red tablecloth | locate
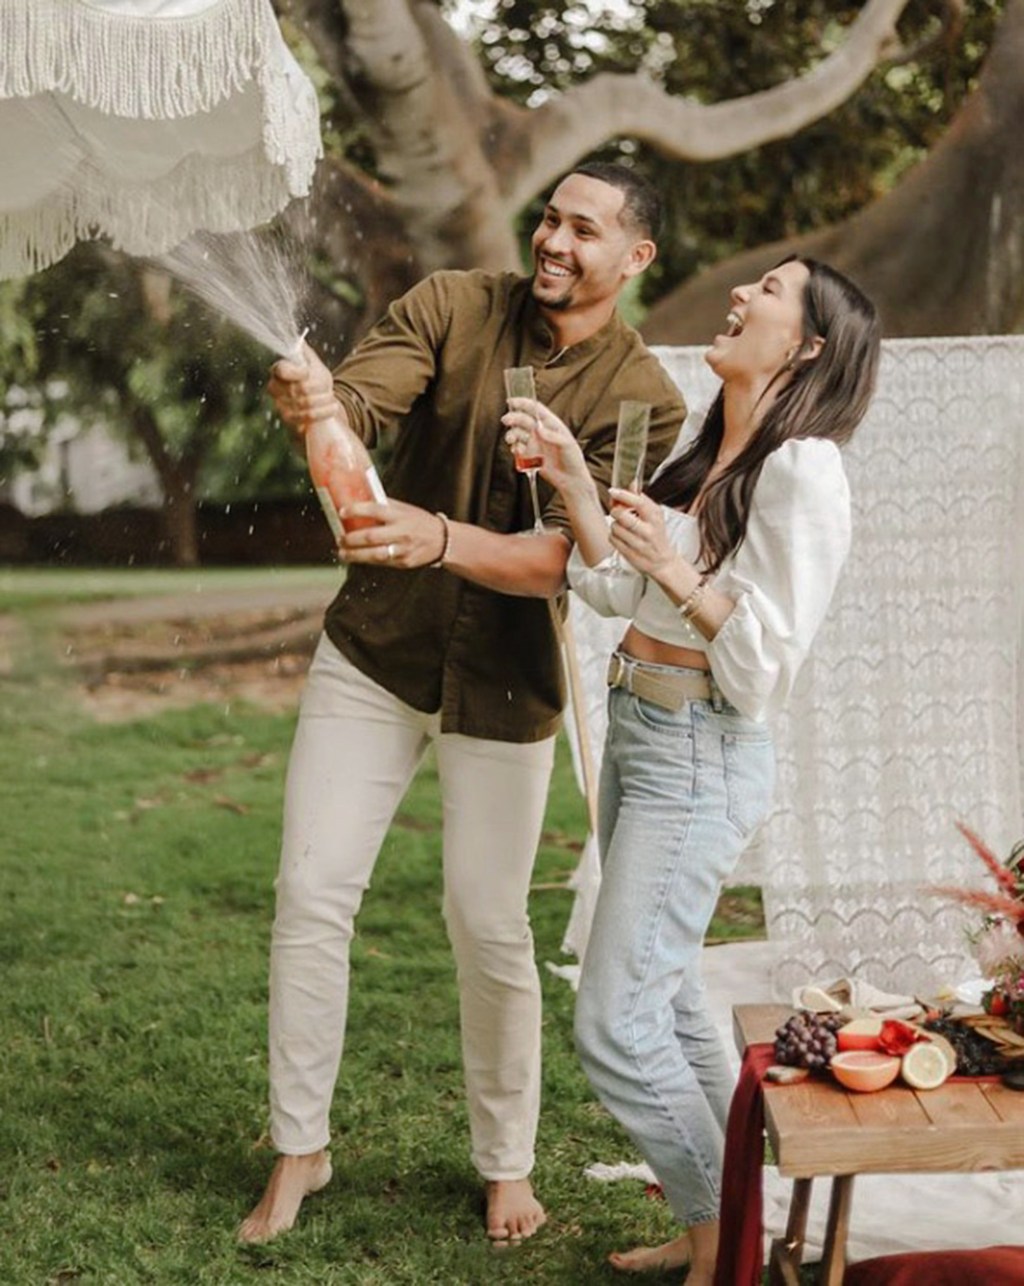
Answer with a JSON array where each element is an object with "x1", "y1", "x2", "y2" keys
[
  {"x1": 713, "y1": 1041, "x2": 775, "y2": 1286},
  {"x1": 845, "y1": 1246, "x2": 1024, "y2": 1284}
]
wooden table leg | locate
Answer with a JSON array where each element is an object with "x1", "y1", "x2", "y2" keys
[
  {"x1": 769, "y1": 1177, "x2": 813, "y2": 1286},
  {"x1": 819, "y1": 1175, "x2": 854, "y2": 1285}
]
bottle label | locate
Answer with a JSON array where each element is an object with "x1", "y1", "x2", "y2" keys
[
  {"x1": 366, "y1": 465, "x2": 387, "y2": 503},
  {"x1": 314, "y1": 484, "x2": 344, "y2": 540}
]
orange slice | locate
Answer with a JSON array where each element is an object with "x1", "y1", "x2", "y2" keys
[{"x1": 830, "y1": 1050, "x2": 901, "y2": 1092}]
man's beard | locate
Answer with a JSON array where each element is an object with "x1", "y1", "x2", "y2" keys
[{"x1": 531, "y1": 275, "x2": 573, "y2": 311}]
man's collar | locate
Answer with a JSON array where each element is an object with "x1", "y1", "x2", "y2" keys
[{"x1": 522, "y1": 287, "x2": 624, "y2": 365}]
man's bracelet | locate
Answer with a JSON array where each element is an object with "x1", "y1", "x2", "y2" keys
[{"x1": 429, "y1": 512, "x2": 452, "y2": 568}]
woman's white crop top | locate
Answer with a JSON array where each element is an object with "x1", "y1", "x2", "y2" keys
[{"x1": 567, "y1": 437, "x2": 851, "y2": 723}]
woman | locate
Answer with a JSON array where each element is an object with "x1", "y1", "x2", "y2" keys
[{"x1": 504, "y1": 256, "x2": 880, "y2": 1283}]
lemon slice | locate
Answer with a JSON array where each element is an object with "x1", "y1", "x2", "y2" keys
[
  {"x1": 901, "y1": 1040, "x2": 952, "y2": 1090},
  {"x1": 923, "y1": 1031, "x2": 957, "y2": 1077}
]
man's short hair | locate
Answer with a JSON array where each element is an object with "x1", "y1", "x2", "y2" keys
[{"x1": 572, "y1": 161, "x2": 662, "y2": 242}]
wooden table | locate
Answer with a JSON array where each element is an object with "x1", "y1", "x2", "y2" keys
[{"x1": 734, "y1": 1003, "x2": 1024, "y2": 1285}]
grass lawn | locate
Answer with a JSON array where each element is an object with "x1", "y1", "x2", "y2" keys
[
  {"x1": 0, "y1": 566, "x2": 340, "y2": 612},
  {"x1": 0, "y1": 573, "x2": 775, "y2": 1285}
]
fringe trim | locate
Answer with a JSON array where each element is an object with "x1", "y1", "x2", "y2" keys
[
  {"x1": 0, "y1": 0, "x2": 323, "y2": 275},
  {"x1": 1, "y1": 0, "x2": 280, "y2": 120},
  {"x1": 0, "y1": 145, "x2": 303, "y2": 279},
  {"x1": 254, "y1": 35, "x2": 323, "y2": 196}
]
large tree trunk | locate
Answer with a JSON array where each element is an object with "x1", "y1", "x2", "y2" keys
[
  {"x1": 285, "y1": 0, "x2": 521, "y2": 275},
  {"x1": 642, "y1": 0, "x2": 1024, "y2": 343},
  {"x1": 125, "y1": 399, "x2": 203, "y2": 568},
  {"x1": 161, "y1": 476, "x2": 199, "y2": 568}
]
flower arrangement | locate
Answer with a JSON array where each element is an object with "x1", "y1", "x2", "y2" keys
[{"x1": 933, "y1": 822, "x2": 1024, "y2": 1030}]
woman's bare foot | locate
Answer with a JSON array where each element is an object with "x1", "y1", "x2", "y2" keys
[
  {"x1": 683, "y1": 1218, "x2": 718, "y2": 1286},
  {"x1": 608, "y1": 1232, "x2": 692, "y2": 1273},
  {"x1": 485, "y1": 1177, "x2": 547, "y2": 1243},
  {"x1": 237, "y1": 1151, "x2": 333, "y2": 1244}
]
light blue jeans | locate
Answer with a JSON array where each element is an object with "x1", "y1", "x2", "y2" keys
[{"x1": 574, "y1": 669, "x2": 776, "y2": 1227}]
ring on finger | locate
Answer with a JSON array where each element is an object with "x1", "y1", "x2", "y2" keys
[{"x1": 386, "y1": 543, "x2": 396, "y2": 560}]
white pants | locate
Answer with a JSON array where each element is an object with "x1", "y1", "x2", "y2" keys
[{"x1": 268, "y1": 635, "x2": 556, "y2": 1179}]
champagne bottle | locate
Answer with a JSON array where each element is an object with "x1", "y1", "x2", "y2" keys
[{"x1": 305, "y1": 413, "x2": 387, "y2": 539}]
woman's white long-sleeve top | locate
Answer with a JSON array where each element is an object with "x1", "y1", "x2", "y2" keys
[{"x1": 567, "y1": 436, "x2": 851, "y2": 723}]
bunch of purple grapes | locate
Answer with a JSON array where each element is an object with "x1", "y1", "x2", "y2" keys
[{"x1": 773, "y1": 1011, "x2": 844, "y2": 1070}]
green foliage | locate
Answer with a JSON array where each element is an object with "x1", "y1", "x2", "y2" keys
[
  {"x1": 0, "y1": 273, "x2": 37, "y2": 370},
  {"x1": 0, "y1": 564, "x2": 340, "y2": 611},
  {"x1": 0, "y1": 277, "x2": 48, "y2": 477},
  {"x1": 0, "y1": 245, "x2": 307, "y2": 505}
]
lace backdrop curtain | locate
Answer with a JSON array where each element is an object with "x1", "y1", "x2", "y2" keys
[{"x1": 564, "y1": 336, "x2": 1024, "y2": 997}]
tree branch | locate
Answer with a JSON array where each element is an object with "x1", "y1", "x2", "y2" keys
[
  {"x1": 641, "y1": 0, "x2": 1024, "y2": 342},
  {"x1": 505, "y1": 0, "x2": 923, "y2": 208},
  {"x1": 886, "y1": 0, "x2": 964, "y2": 65}
]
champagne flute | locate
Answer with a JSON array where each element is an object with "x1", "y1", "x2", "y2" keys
[
  {"x1": 504, "y1": 365, "x2": 544, "y2": 533},
  {"x1": 606, "y1": 399, "x2": 652, "y2": 574}
]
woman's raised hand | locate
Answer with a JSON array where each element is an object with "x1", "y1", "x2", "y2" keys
[
  {"x1": 608, "y1": 488, "x2": 677, "y2": 579},
  {"x1": 502, "y1": 398, "x2": 590, "y2": 494}
]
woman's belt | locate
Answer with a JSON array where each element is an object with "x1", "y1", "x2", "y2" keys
[{"x1": 606, "y1": 651, "x2": 712, "y2": 711}]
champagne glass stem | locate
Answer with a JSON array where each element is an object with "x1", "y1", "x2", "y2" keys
[{"x1": 526, "y1": 469, "x2": 543, "y2": 533}]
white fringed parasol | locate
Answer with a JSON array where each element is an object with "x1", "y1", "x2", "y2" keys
[{"x1": 0, "y1": 0, "x2": 322, "y2": 279}]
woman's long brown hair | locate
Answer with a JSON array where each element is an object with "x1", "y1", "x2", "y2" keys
[{"x1": 647, "y1": 257, "x2": 881, "y2": 572}]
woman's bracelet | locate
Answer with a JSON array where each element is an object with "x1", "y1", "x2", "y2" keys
[
  {"x1": 678, "y1": 573, "x2": 711, "y2": 622},
  {"x1": 429, "y1": 512, "x2": 452, "y2": 568}
]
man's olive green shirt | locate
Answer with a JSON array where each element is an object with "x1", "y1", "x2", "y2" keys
[{"x1": 325, "y1": 269, "x2": 686, "y2": 743}]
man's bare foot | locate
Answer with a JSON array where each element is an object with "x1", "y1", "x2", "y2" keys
[
  {"x1": 485, "y1": 1177, "x2": 547, "y2": 1243},
  {"x1": 608, "y1": 1232, "x2": 692, "y2": 1273},
  {"x1": 237, "y1": 1151, "x2": 333, "y2": 1244}
]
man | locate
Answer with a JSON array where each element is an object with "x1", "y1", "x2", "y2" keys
[{"x1": 239, "y1": 162, "x2": 686, "y2": 1245}]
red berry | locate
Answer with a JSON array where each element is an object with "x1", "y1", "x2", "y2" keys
[{"x1": 986, "y1": 991, "x2": 1009, "y2": 1017}]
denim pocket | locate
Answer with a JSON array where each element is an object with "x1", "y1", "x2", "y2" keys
[
  {"x1": 631, "y1": 693, "x2": 690, "y2": 733},
  {"x1": 722, "y1": 731, "x2": 775, "y2": 838}
]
